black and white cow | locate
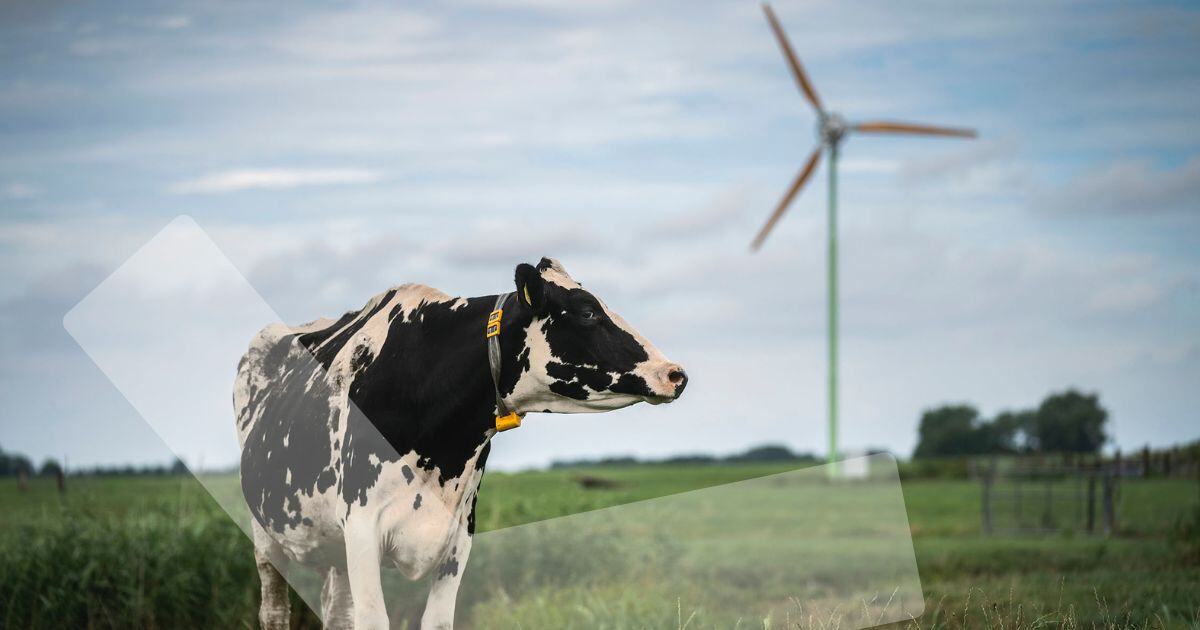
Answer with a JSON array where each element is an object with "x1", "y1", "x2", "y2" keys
[{"x1": 235, "y1": 258, "x2": 687, "y2": 629}]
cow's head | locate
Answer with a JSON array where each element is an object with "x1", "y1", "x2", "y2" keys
[{"x1": 506, "y1": 258, "x2": 687, "y2": 413}]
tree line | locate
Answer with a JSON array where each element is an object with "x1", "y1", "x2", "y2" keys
[
  {"x1": 0, "y1": 445, "x2": 43, "y2": 477},
  {"x1": 0, "y1": 444, "x2": 187, "y2": 477},
  {"x1": 551, "y1": 444, "x2": 820, "y2": 469},
  {"x1": 913, "y1": 388, "x2": 1109, "y2": 458}
]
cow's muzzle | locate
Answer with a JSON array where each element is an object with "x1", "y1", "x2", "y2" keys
[
  {"x1": 644, "y1": 362, "x2": 687, "y2": 404},
  {"x1": 667, "y1": 366, "x2": 688, "y2": 398}
]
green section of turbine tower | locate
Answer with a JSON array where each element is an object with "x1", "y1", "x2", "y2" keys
[{"x1": 826, "y1": 141, "x2": 840, "y2": 479}]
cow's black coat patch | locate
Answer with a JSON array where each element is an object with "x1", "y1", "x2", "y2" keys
[
  {"x1": 546, "y1": 360, "x2": 614, "y2": 392},
  {"x1": 549, "y1": 380, "x2": 590, "y2": 400},
  {"x1": 612, "y1": 373, "x2": 653, "y2": 397},
  {"x1": 466, "y1": 493, "x2": 479, "y2": 535},
  {"x1": 436, "y1": 556, "x2": 459, "y2": 579}
]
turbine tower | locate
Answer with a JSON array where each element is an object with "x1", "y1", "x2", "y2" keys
[{"x1": 752, "y1": 3, "x2": 977, "y2": 477}]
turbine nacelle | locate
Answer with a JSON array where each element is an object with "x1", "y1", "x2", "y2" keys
[{"x1": 819, "y1": 112, "x2": 849, "y2": 146}]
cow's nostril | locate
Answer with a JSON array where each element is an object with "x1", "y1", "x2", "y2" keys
[{"x1": 668, "y1": 369, "x2": 687, "y2": 386}]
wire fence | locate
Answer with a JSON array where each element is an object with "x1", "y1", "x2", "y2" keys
[{"x1": 974, "y1": 446, "x2": 1200, "y2": 536}]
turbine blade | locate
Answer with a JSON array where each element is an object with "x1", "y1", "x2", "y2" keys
[
  {"x1": 853, "y1": 120, "x2": 977, "y2": 138},
  {"x1": 751, "y1": 147, "x2": 823, "y2": 251},
  {"x1": 762, "y1": 3, "x2": 824, "y2": 114}
]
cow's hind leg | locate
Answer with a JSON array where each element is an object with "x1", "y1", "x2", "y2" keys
[
  {"x1": 252, "y1": 522, "x2": 291, "y2": 630},
  {"x1": 320, "y1": 566, "x2": 354, "y2": 630}
]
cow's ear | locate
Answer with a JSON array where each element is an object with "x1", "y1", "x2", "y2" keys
[{"x1": 514, "y1": 263, "x2": 546, "y2": 312}]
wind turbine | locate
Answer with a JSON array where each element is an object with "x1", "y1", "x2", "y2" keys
[{"x1": 752, "y1": 3, "x2": 976, "y2": 477}]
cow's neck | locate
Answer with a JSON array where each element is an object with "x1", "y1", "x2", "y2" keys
[
  {"x1": 490, "y1": 293, "x2": 537, "y2": 416},
  {"x1": 352, "y1": 293, "x2": 531, "y2": 490}
]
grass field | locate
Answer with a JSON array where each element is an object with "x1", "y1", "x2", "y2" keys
[{"x1": 1, "y1": 465, "x2": 1197, "y2": 629}]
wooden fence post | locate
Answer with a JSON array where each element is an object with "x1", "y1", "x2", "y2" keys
[
  {"x1": 982, "y1": 461, "x2": 994, "y2": 535},
  {"x1": 1042, "y1": 475, "x2": 1054, "y2": 530},
  {"x1": 1086, "y1": 474, "x2": 1096, "y2": 534},
  {"x1": 1015, "y1": 473, "x2": 1024, "y2": 527},
  {"x1": 1102, "y1": 473, "x2": 1117, "y2": 536}
]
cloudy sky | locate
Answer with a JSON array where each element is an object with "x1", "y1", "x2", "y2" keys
[{"x1": 1, "y1": 0, "x2": 1197, "y2": 470}]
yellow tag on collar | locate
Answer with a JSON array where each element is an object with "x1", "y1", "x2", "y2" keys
[
  {"x1": 485, "y1": 308, "x2": 503, "y2": 338},
  {"x1": 495, "y1": 412, "x2": 522, "y2": 432},
  {"x1": 522, "y1": 284, "x2": 532, "y2": 306}
]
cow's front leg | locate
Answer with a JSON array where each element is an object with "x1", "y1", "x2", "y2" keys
[
  {"x1": 252, "y1": 522, "x2": 291, "y2": 630},
  {"x1": 420, "y1": 524, "x2": 473, "y2": 630},
  {"x1": 344, "y1": 516, "x2": 389, "y2": 630}
]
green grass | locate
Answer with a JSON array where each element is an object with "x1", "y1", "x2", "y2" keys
[{"x1": 1, "y1": 469, "x2": 1197, "y2": 629}]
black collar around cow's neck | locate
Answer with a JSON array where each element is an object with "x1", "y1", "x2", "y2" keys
[{"x1": 486, "y1": 292, "x2": 523, "y2": 432}]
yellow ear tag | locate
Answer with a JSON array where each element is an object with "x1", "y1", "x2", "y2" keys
[
  {"x1": 522, "y1": 284, "x2": 532, "y2": 306},
  {"x1": 495, "y1": 412, "x2": 522, "y2": 432}
]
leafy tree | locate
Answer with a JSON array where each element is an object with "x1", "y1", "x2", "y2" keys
[
  {"x1": 1034, "y1": 389, "x2": 1108, "y2": 453},
  {"x1": 727, "y1": 444, "x2": 798, "y2": 462},
  {"x1": 0, "y1": 445, "x2": 35, "y2": 477},
  {"x1": 39, "y1": 459, "x2": 64, "y2": 477},
  {"x1": 991, "y1": 409, "x2": 1037, "y2": 453},
  {"x1": 9, "y1": 455, "x2": 34, "y2": 478},
  {"x1": 914, "y1": 404, "x2": 989, "y2": 457}
]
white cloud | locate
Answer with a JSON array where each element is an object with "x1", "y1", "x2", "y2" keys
[
  {"x1": 168, "y1": 168, "x2": 383, "y2": 195},
  {"x1": 69, "y1": 37, "x2": 136, "y2": 57},
  {"x1": 1037, "y1": 156, "x2": 1200, "y2": 215},
  {"x1": 649, "y1": 187, "x2": 751, "y2": 239},
  {"x1": 1086, "y1": 280, "x2": 1166, "y2": 314},
  {"x1": 149, "y1": 15, "x2": 190, "y2": 30},
  {"x1": 841, "y1": 158, "x2": 900, "y2": 175},
  {"x1": 0, "y1": 80, "x2": 86, "y2": 107},
  {"x1": 899, "y1": 137, "x2": 1021, "y2": 182},
  {"x1": 271, "y1": 8, "x2": 437, "y2": 62},
  {"x1": 460, "y1": 0, "x2": 633, "y2": 12},
  {"x1": 2, "y1": 182, "x2": 38, "y2": 200}
]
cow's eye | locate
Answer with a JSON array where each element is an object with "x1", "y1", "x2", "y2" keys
[{"x1": 580, "y1": 308, "x2": 596, "y2": 320}]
